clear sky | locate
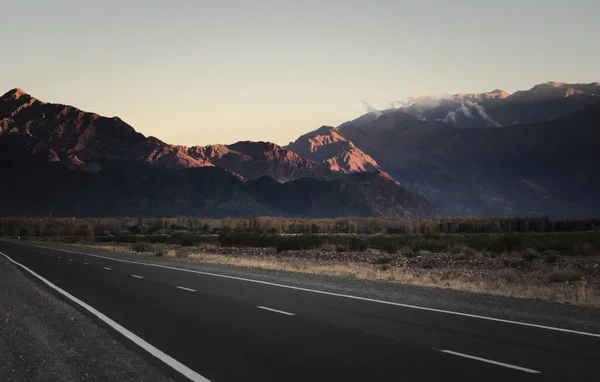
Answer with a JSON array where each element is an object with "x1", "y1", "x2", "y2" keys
[{"x1": 2, "y1": 0, "x2": 599, "y2": 146}]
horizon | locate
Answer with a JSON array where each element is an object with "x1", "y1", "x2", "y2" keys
[
  {"x1": 3, "y1": 0, "x2": 600, "y2": 146},
  {"x1": 6, "y1": 79, "x2": 599, "y2": 147}
]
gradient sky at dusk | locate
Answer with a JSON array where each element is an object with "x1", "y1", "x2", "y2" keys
[{"x1": 3, "y1": 0, "x2": 599, "y2": 145}]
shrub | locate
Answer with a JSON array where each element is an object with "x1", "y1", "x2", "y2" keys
[
  {"x1": 381, "y1": 242, "x2": 398, "y2": 254},
  {"x1": 522, "y1": 248, "x2": 540, "y2": 262},
  {"x1": 131, "y1": 242, "x2": 154, "y2": 253},
  {"x1": 373, "y1": 255, "x2": 392, "y2": 265},
  {"x1": 335, "y1": 245, "x2": 347, "y2": 253},
  {"x1": 348, "y1": 238, "x2": 368, "y2": 252},
  {"x1": 275, "y1": 235, "x2": 323, "y2": 252},
  {"x1": 498, "y1": 268, "x2": 519, "y2": 283},
  {"x1": 548, "y1": 270, "x2": 584, "y2": 283},
  {"x1": 504, "y1": 259, "x2": 524, "y2": 269},
  {"x1": 542, "y1": 250, "x2": 561, "y2": 263}
]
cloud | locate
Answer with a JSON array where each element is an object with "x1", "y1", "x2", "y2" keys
[
  {"x1": 458, "y1": 102, "x2": 474, "y2": 118},
  {"x1": 441, "y1": 110, "x2": 458, "y2": 123},
  {"x1": 361, "y1": 100, "x2": 382, "y2": 117},
  {"x1": 465, "y1": 100, "x2": 502, "y2": 127}
]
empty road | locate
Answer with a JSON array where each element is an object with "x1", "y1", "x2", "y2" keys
[{"x1": 1, "y1": 240, "x2": 599, "y2": 381}]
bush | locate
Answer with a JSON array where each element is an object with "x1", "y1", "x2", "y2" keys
[
  {"x1": 373, "y1": 255, "x2": 392, "y2": 265},
  {"x1": 503, "y1": 259, "x2": 524, "y2": 269},
  {"x1": 522, "y1": 248, "x2": 540, "y2": 262},
  {"x1": 498, "y1": 268, "x2": 519, "y2": 283},
  {"x1": 542, "y1": 250, "x2": 561, "y2": 263},
  {"x1": 335, "y1": 245, "x2": 347, "y2": 253},
  {"x1": 348, "y1": 238, "x2": 368, "y2": 252},
  {"x1": 381, "y1": 242, "x2": 398, "y2": 254},
  {"x1": 275, "y1": 235, "x2": 323, "y2": 252},
  {"x1": 131, "y1": 242, "x2": 154, "y2": 253},
  {"x1": 548, "y1": 270, "x2": 584, "y2": 283}
]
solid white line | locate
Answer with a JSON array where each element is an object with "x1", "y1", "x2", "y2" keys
[
  {"x1": 103, "y1": 267, "x2": 112, "y2": 271},
  {"x1": 132, "y1": 275, "x2": 144, "y2": 279},
  {"x1": 177, "y1": 286, "x2": 196, "y2": 292},
  {"x1": 439, "y1": 350, "x2": 541, "y2": 374},
  {"x1": 18, "y1": 242, "x2": 600, "y2": 338},
  {"x1": 0, "y1": 251, "x2": 210, "y2": 382},
  {"x1": 257, "y1": 306, "x2": 295, "y2": 316}
]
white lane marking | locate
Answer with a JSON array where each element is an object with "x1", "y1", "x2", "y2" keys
[
  {"x1": 257, "y1": 306, "x2": 295, "y2": 316},
  {"x1": 103, "y1": 267, "x2": 112, "y2": 271},
  {"x1": 19, "y1": 242, "x2": 600, "y2": 338},
  {"x1": 57, "y1": 256, "x2": 62, "y2": 259},
  {"x1": 69, "y1": 259, "x2": 74, "y2": 262},
  {"x1": 439, "y1": 350, "x2": 541, "y2": 374},
  {"x1": 132, "y1": 275, "x2": 144, "y2": 279},
  {"x1": 0, "y1": 251, "x2": 210, "y2": 382},
  {"x1": 84, "y1": 262, "x2": 90, "y2": 265},
  {"x1": 177, "y1": 286, "x2": 196, "y2": 292}
]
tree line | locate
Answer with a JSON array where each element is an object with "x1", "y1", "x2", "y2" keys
[{"x1": 1, "y1": 215, "x2": 599, "y2": 237}]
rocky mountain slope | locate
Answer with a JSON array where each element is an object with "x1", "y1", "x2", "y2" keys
[
  {"x1": 345, "y1": 82, "x2": 600, "y2": 129},
  {"x1": 185, "y1": 141, "x2": 333, "y2": 182},
  {"x1": 285, "y1": 126, "x2": 381, "y2": 173},
  {"x1": 0, "y1": 89, "x2": 431, "y2": 218},
  {"x1": 330, "y1": 104, "x2": 600, "y2": 217}
]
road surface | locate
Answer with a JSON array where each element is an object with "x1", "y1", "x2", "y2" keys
[{"x1": 1, "y1": 240, "x2": 599, "y2": 381}]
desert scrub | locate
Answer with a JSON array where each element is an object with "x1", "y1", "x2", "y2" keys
[
  {"x1": 548, "y1": 270, "x2": 584, "y2": 283},
  {"x1": 131, "y1": 241, "x2": 154, "y2": 253}
]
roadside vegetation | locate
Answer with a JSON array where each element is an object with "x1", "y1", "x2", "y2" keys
[{"x1": 3, "y1": 216, "x2": 599, "y2": 306}]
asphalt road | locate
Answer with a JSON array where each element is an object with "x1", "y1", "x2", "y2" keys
[{"x1": 1, "y1": 240, "x2": 599, "y2": 382}]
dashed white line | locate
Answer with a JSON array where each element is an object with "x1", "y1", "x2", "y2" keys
[
  {"x1": 176, "y1": 286, "x2": 196, "y2": 292},
  {"x1": 132, "y1": 275, "x2": 144, "y2": 279},
  {"x1": 257, "y1": 306, "x2": 295, "y2": 316},
  {"x1": 438, "y1": 350, "x2": 540, "y2": 374},
  {"x1": 69, "y1": 259, "x2": 74, "y2": 262},
  {"x1": 57, "y1": 256, "x2": 62, "y2": 259},
  {"x1": 84, "y1": 262, "x2": 90, "y2": 265},
  {"x1": 17, "y1": 242, "x2": 600, "y2": 339},
  {"x1": 103, "y1": 267, "x2": 112, "y2": 271},
  {"x1": 0, "y1": 251, "x2": 210, "y2": 382}
]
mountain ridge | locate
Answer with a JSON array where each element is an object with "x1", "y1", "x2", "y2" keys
[{"x1": 0, "y1": 88, "x2": 431, "y2": 218}]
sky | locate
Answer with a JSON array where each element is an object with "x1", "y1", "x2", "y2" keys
[{"x1": 2, "y1": 0, "x2": 599, "y2": 146}]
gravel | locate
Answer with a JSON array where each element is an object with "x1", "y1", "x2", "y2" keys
[{"x1": 0, "y1": 256, "x2": 173, "y2": 382}]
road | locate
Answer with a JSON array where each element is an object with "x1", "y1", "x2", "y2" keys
[{"x1": 1, "y1": 240, "x2": 599, "y2": 382}]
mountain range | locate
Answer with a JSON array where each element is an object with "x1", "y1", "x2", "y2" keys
[
  {"x1": 0, "y1": 88, "x2": 429, "y2": 218},
  {"x1": 1, "y1": 81, "x2": 599, "y2": 218}
]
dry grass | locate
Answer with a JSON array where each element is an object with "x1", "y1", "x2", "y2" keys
[{"x1": 54, "y1": 241, "x2": 600, "y2": 307}]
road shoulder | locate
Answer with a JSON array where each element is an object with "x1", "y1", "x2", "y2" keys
[{"x1": 0, "y1": 255, "x2": 173, "y2": 382}]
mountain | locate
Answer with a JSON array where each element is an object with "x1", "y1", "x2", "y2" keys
[
  {"x1": 344, "y1": 82, "x2": 600, "y2": 129},
  {"x1": 329, "y1": 103, "x2": 600, "y2": 217},
  {"x1": 185, "y1": 141, "x2": 333, "y2": 182},
  {"x1": 0, "y1": 88, "x2": 432, "y2": 218},
  {"x1": 285, "y1": 126, "x2": 381, "y2": 173},
  {"x1": 0, "y1": 88, "x2": 213, "y2": 172}
]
